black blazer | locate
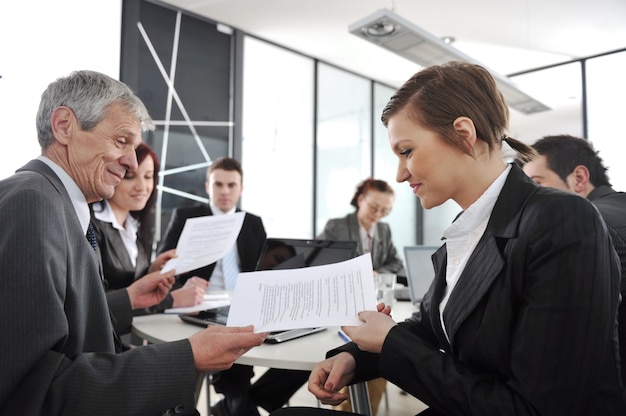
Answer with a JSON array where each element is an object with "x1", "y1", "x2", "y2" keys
[
  {"x1": 588, "y1": 185, "x2": 626, "y2": 383},
  {"x1": 330, "y1": 165, "x2": 626, "y2": 415},
  {"x1": 91, "y1": 215, "x2": 149, "y2": 289},
  {"x1": 157, "y1": 204, "x2": 267, "y2": 283},
  {"x1": 90, "y1": 215, "x2": 174, "y2": 313}
]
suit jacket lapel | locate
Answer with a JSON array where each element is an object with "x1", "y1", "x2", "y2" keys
[
  {"x1": 19, "y1": 159, "x2": 123, "y2": 351},
  {"x1": 347, "y1": 213, "x2": 363, "y2": 254},
  {"x1": 439, "y1": 165, "x2": 539, "y2": 349},
  {"x1": 429, "y1": 245, "x2": 452, "y2": 349},
  {"x1": 443, "y1": 233, "x2": 504, "y2": 347},
  {"x1": 371, "y1": 222, "x2": 387, "y2": 266}
]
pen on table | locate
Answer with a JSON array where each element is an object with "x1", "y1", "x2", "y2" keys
[{"x1": 337, "y1": 329, "x2": 352, "y2": 344}]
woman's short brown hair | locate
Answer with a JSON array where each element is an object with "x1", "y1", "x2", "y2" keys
[{"x1": 381, "y1": 61, "x2": 534, "y2": 161}]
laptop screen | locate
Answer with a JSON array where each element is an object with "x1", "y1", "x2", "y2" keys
[
  {"x1": 403, "y1": 245, "x2": 438, "y2": 304},
  {"x1": 255, "y1": 238, "x2": 358, "y2": 271}
]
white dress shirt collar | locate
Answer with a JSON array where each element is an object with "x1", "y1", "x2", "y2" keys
[
  {"x1": 209, "y1": 200, "x2": 237, "y2": 215},
  {"x1": 93, "y1": 200, "x2": 140, "y2": 265},
  {"x1": 37, "y1": 155, "x2": 90, "y2": 234}
]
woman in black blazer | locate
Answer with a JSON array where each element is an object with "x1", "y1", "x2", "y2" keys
[
  {"x1": 91, "y1": 143, "x2": 207, "y2": 313},
  {"x1": 274, "y1": 62, "x2": 626, "y2": 415}
]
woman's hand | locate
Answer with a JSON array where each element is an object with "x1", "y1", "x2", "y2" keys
[
  {"x1": 171, "y1": 284, "x2": 206, "y2": 307},
  {"x1": 308, "y1": 352, "x2": 356, "y2": 405},
  {"x1": 148, "y1": 249, "x2": 177, "y2": 273},
  {"x1": 342, "y1": 307, "x2": 396, "y2": 353},
  {"x1": 127, "y1": 270, "x2": 176, "y2": 309}
]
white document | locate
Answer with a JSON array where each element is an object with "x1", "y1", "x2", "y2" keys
[
  {"x1": 161, "y1": 212, "x2": 245, "y2": 275},
  {"x1": 163, "y1": 292, "x2": 230, "y2": 314},
  {"x1": 226, "y1": 254, "x2": 377, "y2": 332}
]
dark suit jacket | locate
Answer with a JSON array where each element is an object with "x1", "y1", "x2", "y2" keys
[
  {"x1": 329, "y1": 165, "x2": 626, "y2": 415},
  {"x1": 589, "y1": 185, "x2": 626, "y2": 382},
  {"x1": 157, "y1": 203, "x2": 266, "y2": 284},
  {"x1": 91, "y1": 215, "x2": 174, "y2": 312},
  {"x1": 0, "y1": 160, "x2": 198, "y2": 415},
  {"x1": 317, "y1": 212, "x2": 405, "y2": 277}
]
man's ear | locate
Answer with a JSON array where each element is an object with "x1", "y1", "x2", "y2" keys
[
  {"x1": 50, "y1": 106, "x2": 76, "y2": 145},
  {"x1": 452, "y1": 117, "x2": 477, "y2": 153},
  {"x1": 570, "y1": 165, "x2": 591, "y2": 194}
]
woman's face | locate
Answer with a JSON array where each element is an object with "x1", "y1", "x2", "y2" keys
[
  {"x1": 388, "y1": 110, "x2": 469, "y2": 210},
  {"x1": 108, "y1": 155, "x2": 155, "y2": 213},
  {"x1": 356, "y1": 190, "x2": 394, "y2": 230}
]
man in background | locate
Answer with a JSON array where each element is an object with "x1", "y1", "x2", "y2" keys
[
  {"x1": 523, "y1": 134, "x2": 626, "y2": 383},
  {"x1": 158, "y1": 157, "x2": 266, "y2": 291},
  {"x1": 159, "y1": 158, "x2": 281, "y2": 416}
]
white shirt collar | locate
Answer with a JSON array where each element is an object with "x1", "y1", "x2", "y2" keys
[
  {"x1": 443, "y1": 164, "x2": 511, "y2": 239},
  {"x1": 209, "y1": 200, "x2": 237, "y2": 215},
  {"x1": 93, "y1": 200, "x2": 139, "y2": 235},
  {"x1": 37, "y1": 155, "x2": 91, "y2": 233}
]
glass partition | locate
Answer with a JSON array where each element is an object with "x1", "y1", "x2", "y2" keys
[
  {"x1": 586, "y1": 51, "x2": 626, "y2": 191},
  {"x1": 373, "y1": 83, "x2": 419, "y2": 248},
  {"x1": 240, "y1": 36, "x2": 315, "y2": 238},
  {"x1": 121, "y1": 1, "x2": 234, "y2": 243},
  {"x1": 509, "y1": 62, "x2": 583, "y2": 144},
  {"x1": 315, "y1": 63, "x2": 372, "y2": 235}
]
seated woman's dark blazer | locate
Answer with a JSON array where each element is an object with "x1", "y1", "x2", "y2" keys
[{"x1": 91, "y1": 216, "x2": 173, "y2": 313}]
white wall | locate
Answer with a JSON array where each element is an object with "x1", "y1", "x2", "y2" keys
[{"x1": 0, "y1": 0, "x2": 122, "y2": 180}]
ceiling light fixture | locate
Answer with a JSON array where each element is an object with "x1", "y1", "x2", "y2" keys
[{"x1": 348, "y1": 8, "x2": 550, "y2": 114}]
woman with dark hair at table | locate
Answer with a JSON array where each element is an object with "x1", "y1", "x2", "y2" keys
[
  {"x1": 317, "y1": 177, "x2": 405, "y2": 277},
  {"x1": 91, "y1": 142, "x2": 207, "y2": 315}
]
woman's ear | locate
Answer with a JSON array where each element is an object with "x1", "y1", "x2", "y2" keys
[
  {"x1": 356, "y1": 193, "x2": 365, "y2": 207},
  {"x1": 453, "y1": 117, "x2": 477, "y2": 153}
]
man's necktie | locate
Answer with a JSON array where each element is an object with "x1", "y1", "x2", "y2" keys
[
  {"x1": 222, "y1": 246, "x2": 239, "y2": 290},
  {"x1": 86, "y1": 222, "x2": 98, "y2": 251},
  {"x1": 86, "y1": 221, "x2": 120, "y2": 349}
]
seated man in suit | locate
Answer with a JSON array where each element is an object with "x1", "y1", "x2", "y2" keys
[
  {"x1": 158, "y1": 157, "x2": 266, "y2": 291},
  {"x1": 522, "y1": 134, "x2": 626, "y2": 384},
  {"x1": 159, "y1": 157, "x2": 301, "y2": 416}
]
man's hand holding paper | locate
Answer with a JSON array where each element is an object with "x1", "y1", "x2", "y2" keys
[{"x1": 226, "y1": 254, "x2": 377, "y2": 332}]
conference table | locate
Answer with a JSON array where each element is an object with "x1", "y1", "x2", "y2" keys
[{"x1": 132, "y1": 300, "x2": 418, "y2": 416}]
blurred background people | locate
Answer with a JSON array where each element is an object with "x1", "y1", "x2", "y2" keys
[
  {"x1": 158, "y1": 157, "x2": 266, "y2": 291},
  {"x1": 522, "y1": 134, "x2": 626, "y2": 383},
  {"x1": 317, "y1": 178, "x2": 405, "y2": 278}
]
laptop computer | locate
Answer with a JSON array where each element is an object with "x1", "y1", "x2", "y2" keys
[
  {"x1": 180, "y1": 237, "x2": 358, "y2": 343},
  {"x1": 403, "y1": 245, "x2": 438, "y2": 305}
]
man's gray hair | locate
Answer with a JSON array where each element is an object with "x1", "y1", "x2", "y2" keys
[{"x1": 36, "y1": 70, "x2": 154, "y2": 149}]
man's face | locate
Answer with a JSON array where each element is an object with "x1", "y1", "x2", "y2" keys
[
  {"x1": 206, "y1": 168, "x2": 243, "y2": 212},
  {"x1": 523, "y1": 155, "x2": 572, "y2": 191},
  {"x1": 67, "y1": 102, "x2": 142, "y2": 203}
]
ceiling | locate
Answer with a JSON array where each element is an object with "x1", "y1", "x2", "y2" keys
[{"x1": 157, "y1": 0, "x2": 626, "y2": 89}]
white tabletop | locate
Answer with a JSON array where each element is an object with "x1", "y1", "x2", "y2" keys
[{"x1": 132, "y1": 300, "x2": 418, "y2": 371}]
